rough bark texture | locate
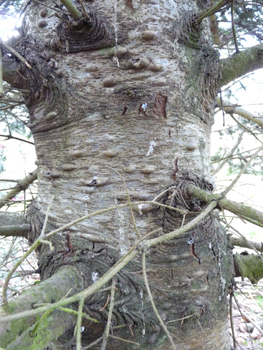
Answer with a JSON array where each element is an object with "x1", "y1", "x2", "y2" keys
[{"x1": 1, "y1": 0, "x2": 235, "y2": 349}]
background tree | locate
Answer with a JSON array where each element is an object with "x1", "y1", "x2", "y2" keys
[{"x1": 1, "y1": 0, "x2": 263, "y2": 349}]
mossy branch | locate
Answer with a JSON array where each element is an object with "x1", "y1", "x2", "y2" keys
[
  {"x1": 234, "y1": 253, "x2": 263, "y2": 284},
  {"x1": 59, "y1": 0, "x2": 82, "y2": 21},
  {"x1": 219, "y1": 43, "x2": 263, "y2": 87},
  {"x1": 197, "y1": 0, "x2": 228, "y2": 23}
]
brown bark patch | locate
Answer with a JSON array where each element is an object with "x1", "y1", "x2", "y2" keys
[
  {"x1": 126, "y1": 0, "x2": 134, "y2": 9},
  {"x1": 153, "y1": 92, "x2": 167, "y2": 119}
]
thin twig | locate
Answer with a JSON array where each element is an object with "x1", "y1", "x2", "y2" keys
[
  {"x1": 82, "y1": 336, "x2": 102, "y2": 350},
  {"x1": 109, "y1": 334, "x2": 140, "y2": 345},
  {"x1": 233, "y1": 293, "x2": 263, "y2": 336},
  {"x1": 99, "y1": 294, "x2": 110, "y2": 311},
  {"x1": 221, "y1": 144, "x2": 263, "y2": 197},
  {"x1": 229, "y1": 292, "x2": 236, "y2": 349},
  {"x1": 39, "y1": 195, "x2": 54, "y2": 239},
  {"x1": 142, "y1": 251, "x2": 177, "y2": 349},
  {"x1": 231, "y1": 0, "x2": 239, "y2": 53},
  {"x1": 32, "y1": 0, "x2": 68, "y2": 15},
  {"x1": 2, "y1": 196, "x2": 54, "y2": 306},
  {"x1": 76, "y1": 297, "x2": 85, "y2": 350},
  {"x1": 0, "y1": 203, "x2": 219, "y2": 323},
  {"x1": 0, "y1": 41, "x2": 32, "y2": 69},
  {"x1": 230, "y1": 113, "x2": 263, "y2": 144},
  {"x1": 100, "y1": 278, "x2": 117, "y2": 350},
  {"x1": 0, "y1": 134, "x2": 34, "y2": 145},
  {"x1": 221, "y1": 216, "x2": 263, "y2": 259},
  {"x1": 212, "y1": 129, "x2": 244, "y2": 175}
]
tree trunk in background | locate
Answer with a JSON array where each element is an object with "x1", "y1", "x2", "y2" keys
[{"x1": 1, "y1": 0, "x2": 234, "y2": 349}]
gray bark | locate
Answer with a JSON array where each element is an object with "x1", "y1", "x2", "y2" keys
[{"x1": 0, "y1": 0, "x2": 238, "y2": 349}]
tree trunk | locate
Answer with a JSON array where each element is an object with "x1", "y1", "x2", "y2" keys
[{"x1": 1, "y1": 0, "x2": 234, "y2": 349}]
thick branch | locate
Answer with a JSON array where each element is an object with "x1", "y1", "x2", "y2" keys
[
  {"x1": 0, "y1": 267, "x2": 83, "y2": 348},
  {"x1": 59, "y1": 0, "x2": 82, "y2": 20},
  {"x1": 0, "y1": 169, "x2": 37, "y2": 208},
  {"x1": 0, "y1": 212, "x2": 27, "y2": 226},
  {"x1": 234, "y1": 253, "x2": 263, "y2": 284},
  {"x1": 187, "y1": 185, "x2": 263, "y2": 227},
  {"x1": 4, "y1": 309, "x2": 76, "y2": 350},
  {"x1": 216, "y1": 97, "x2": 263, "y2": 129},
  {"x1": 219, "y1": 43, "x2": 263, "y2": 87},
  {"x1": 230, "y1": 236, "x2": 263, "y2": 252},
  {"x1": 0, "y1": 224, "x2": 30, "y2": 237}
]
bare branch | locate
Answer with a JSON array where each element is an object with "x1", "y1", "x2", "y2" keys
[
  {"x1": 0, "y1": 134, "x2": 34, "y2": 145},
  {"x1": 216, "y1": 97, "x2": 263, "y2": 129},
  {"x1": 0, "y1": 169, "x2": 37, "y2": 209},
  {"x1": 230, "y1": 236, "x2": 263, "y2": 252},
  {"x1": 187, "y1": 185, "x2": 263, "y2": 227},
  {"x1": 0, "y1": 224, "x2": 30, "y2": 237}
]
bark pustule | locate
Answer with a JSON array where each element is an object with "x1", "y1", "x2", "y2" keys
[{"x1": 1, "y1": 0, "x2": 234, "y2": 349}]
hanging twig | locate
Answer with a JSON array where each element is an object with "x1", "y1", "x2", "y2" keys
[
  {"x1": 142, "y1": 251, "x2": 177, "y2": 349},
  {"x1": 231, "y1": 0, "x2": 239, "y2": 53},
  {"x1": 229, "y1": 288, "x2": 237, "y2": 349},
  {"x1": 100, "y1": 278, "x2": 117, "y2": 350},
  {"x1": 75, "y1": 297, "x2": 85, "y2": 350}
]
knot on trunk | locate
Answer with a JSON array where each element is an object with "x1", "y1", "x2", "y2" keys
[
  {"x1": 157, "y1": 171, "x2": 215, "y2": 240},
  {"x1": 176, "y1": 11, "x2": 203, "y2": 49},
  {"x1": 56, "y1": 8, "x2": 115, "y2": 53}
]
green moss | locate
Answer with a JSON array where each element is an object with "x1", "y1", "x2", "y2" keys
[{"x1": 235, "y1": 254, "x2": 263, "y2": 284}]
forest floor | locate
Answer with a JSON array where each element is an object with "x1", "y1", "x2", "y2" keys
[{"x1": 230, "y1": 279, "x2": 263, "y2": 350}]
